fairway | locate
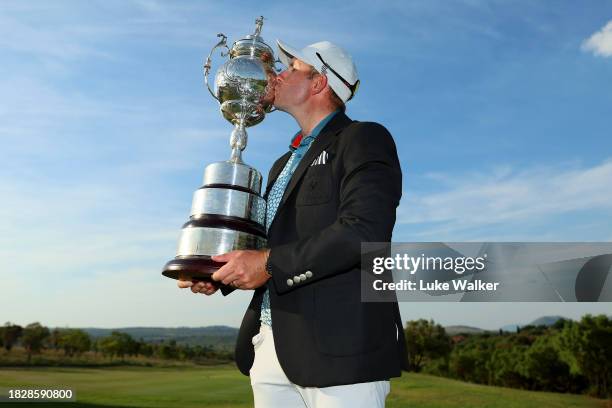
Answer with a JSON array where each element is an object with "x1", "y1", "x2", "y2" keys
[{"x1": 0, "y1": 365, "x2": 609, "y2": 407}]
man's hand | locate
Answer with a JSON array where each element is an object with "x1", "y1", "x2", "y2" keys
[
  {"x1": 177, "y1": 279, "x2": 219, "y2": 295},
  {"x1": 211, "y1": 249, "x2": 270, "y2": 290}
]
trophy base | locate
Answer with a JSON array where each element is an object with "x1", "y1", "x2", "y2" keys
[{"x1": 162, "y1": 256, "x2": 226, "y2": 282}]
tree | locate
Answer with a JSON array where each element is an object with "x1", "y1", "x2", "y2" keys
[
  {"x1": 49, "y1": 329, "x2": 62, "y2": 350},
  {"x1": 139, "y1": 341, "x2": 154, "y2": 358},
  {"x1": 98, "y1": 331, "x2": 138, "y2": 360},
  {"x1": 558, "y1": 314, "x2": 612, "y2": 398},
  {"x1": 158, "y1": 339, "x2": 179, "y2": 360},
  {"x1": 57, "y1": 329, "x2": 91, "y2": 356},
  {"x1": 449, "y1": 336, "x2": 494, "y2": 384},
  {"x1": 522, "y1": 333, "x2": 584, "y2": 393},
  {"x1": 404, "y1": 319, "x2": 452, "y2": 372},
  {"x1": 21, "y1": 322, "x2": 50, "y2": 362},
  {"x1": 98, "y1": 336, "x2": 119, "y2": 359},
  {"x1": 1, "y1": 322, "x2": 23, "y2": 352},
  {"x1": 487, "y1": 343, "x2": 529, "y2": 388}
]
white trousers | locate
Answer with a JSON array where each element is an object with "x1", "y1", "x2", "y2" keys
[{"x1": 249, "y1": 324, "x2": 390, "y2": 408}]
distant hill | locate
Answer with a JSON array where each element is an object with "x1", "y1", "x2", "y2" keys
[
  {"x1": 499, "y1": 324, "x2": 520, "y2": 333},
  {"x1": 78, "y1": 326, "x2": 239, "y2": 349},
  {"x1": 72, "y1": 315, "x2": 572, "y2": 347},
  {"x1": 444, "y1": 325, "x2": 488, "y2": 335},
  {"x1": 499, "y1": 315, "x2": 569, "y2": 333},
  {"x1": 528, "y1": 315, "x2": 565, "y2": 327},
  {"x1": 445, "y1": 316, "x2": 570, "y2": 335}
]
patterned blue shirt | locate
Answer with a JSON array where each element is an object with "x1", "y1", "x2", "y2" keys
[{"x1": 260, "y1": 110, "x2": 339, "y2": 327}]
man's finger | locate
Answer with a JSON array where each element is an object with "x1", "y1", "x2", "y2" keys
[
  {"x1": 211, "y1": 251, "x2": 235, "y2": 263},
  {"x1": 202, "y1": 282, "x2": 217, "y2": 290},
  {"x1": 191, "y1": 281, "x2": 205, "y2": 293},
  {"x1": 211, "y1": 262, "x2": 235, "y2": 283},
  {"x1": 197, "y1": 282, "x2": 213, "y2": 292},
  {"x1": 199, "y1": 283, "x2": 219, "y2": 295},
  {"x1": 177, "y1": 280, "x2": 194, "y2": 289}
]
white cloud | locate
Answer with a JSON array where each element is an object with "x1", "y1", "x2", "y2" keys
[
  {"x1": 398, "y1": 160, "x2": 612, "y2": 240},
  {"x1": 582, "y1": 20, "x2": 612, "y2": 57}
]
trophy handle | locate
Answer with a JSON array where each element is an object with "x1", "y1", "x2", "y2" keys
[{"x1": 203, "y1": 33, "x2": 230, "y2": 102}]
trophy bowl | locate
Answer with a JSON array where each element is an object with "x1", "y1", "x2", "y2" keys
[
  {"x1": 162, "y1": 17, "x2": 276, "y2": 282},
  {"x1": 216, "y1": 56, "x2": 273, "y2": 127}
]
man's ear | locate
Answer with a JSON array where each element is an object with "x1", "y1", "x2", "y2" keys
[{"x1": 311, "y1": 74, "x2": 328, "y2": 95}]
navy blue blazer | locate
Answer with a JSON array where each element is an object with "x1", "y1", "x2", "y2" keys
[{"x1": 233, "y1": 112, "x2": 407, "y2": 387}]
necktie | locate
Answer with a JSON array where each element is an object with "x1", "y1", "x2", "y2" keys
[{"x1": 260, "y1": 135, "x2": 315, "y2": 326}]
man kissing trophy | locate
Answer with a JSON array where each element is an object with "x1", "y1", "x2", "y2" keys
[{"x1": 162, "y1": 17, "x2": 276, "y2": 282}]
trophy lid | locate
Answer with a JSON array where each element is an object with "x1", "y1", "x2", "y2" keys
[{"x1": 229, "y1": 16, "x2": 275, "y2": 67}]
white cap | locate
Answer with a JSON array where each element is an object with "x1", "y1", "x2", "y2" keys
[{"x1": 276, "y1": 40, "x2": 360, "y2": 103}]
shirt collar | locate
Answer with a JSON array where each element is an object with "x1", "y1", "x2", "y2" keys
[{"x1": 289, "y1": 109, "x2": 340, "y2": 151}]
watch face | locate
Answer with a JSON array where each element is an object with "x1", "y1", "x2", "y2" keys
[
  {"x1": 266, "y1": 264, "x2": 272, "y2": 276},
  {"x1": 266, "y1": 255, "x2": 273, "y2": 276}
]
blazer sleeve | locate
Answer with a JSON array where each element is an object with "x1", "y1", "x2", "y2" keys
[{"x1": 268, "y1": 122, "x2": 402, "y2": 294}]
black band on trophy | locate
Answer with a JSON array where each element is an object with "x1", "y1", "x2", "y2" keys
[
  {"x1": 183, "y1": 215, "x2": 267, "y2": 238},
  {"x1": 201, "y1": 184, "x2": 261, "y2": 196}
]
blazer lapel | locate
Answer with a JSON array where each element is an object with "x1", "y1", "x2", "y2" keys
[{"x1": 280, "y1": 112, "x2": 353, "y2": 206}]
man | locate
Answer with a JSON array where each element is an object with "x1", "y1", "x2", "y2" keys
[{"x1": 178, "y1": 40, "x2": 406, "y2": 407}]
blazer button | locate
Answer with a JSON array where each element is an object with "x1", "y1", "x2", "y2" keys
[
  {"x1": 287, "y1": 279, "x2": 294, "y2": 287},
  {"x1": 305, "y1": 270, "x2": 313, "y2": 278},
  {"x1": 299, "y1": 274, "x2": 306, "y2": 281},
  {"x1": 293, "y1": 276, "x2": 301, "y2": 284}
]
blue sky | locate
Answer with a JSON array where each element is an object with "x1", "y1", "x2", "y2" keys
[{"x1": 1, "y1": 0, "x2": 611, "y2": 329}]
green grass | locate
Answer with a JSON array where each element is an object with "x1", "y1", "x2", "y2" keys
[
  {"x1": 0, "y1": 365, "x2": 609, "y2": 408},
  {"x1": 389, "y1": 373, "x2": 610, "y2": 408}
]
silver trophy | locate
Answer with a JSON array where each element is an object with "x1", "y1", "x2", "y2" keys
[{"x1": 162, "y1": 17, "x2": 276, "y2": 282}]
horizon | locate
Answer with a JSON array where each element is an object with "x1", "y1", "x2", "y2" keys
[{"x1": 6, "y1": 312, "x2": 611, "y2": 332}]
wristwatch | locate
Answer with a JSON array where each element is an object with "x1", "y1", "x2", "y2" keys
[{"x1": 265, "y1": 249, "x2": 273, "y2": 277}]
